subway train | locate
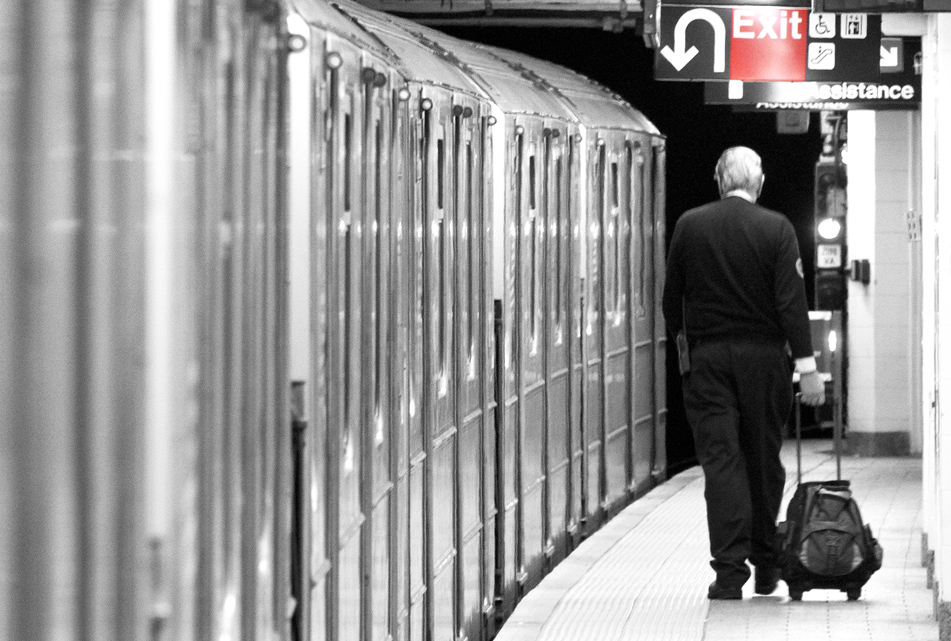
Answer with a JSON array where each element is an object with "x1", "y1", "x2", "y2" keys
[{"x1": 0, "y1": 1, "x2": 665, "y2": 641}]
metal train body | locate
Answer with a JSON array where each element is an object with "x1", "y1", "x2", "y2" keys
[{"x1": 0, "y1": 2, "x2": 665, "y2": 641}]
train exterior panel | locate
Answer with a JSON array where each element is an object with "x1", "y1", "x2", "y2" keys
[
  {"x1": 0, "y1": 2, "x2": 664, "y2": 641},
  {"x1": 170, "y1": 3, "x2": 290, "y2": 641},
  {"x1": 1, "y1": 3, "x2": 150, "y2": 640}
]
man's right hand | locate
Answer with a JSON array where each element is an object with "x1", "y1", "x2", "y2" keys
[{"x1": 799, "y1": 371, "x2": 826, "y2": 407}]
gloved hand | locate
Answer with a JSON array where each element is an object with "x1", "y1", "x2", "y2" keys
[{"x1": 799, "y1": 371, "x2": 826, "y2": 407}]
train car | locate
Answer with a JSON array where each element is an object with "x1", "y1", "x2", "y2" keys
[
  {"x1": 156, "y1": 3, "x2": 291, "y2": 641},
  {"x1": 1, "y1": 3, "x2": 153, "y2": 640},
  {"x1": 285, "y1": 2, "x2": 667, "y2": 638},
  {"x1": 461, "y1": 42, "x2": 668, "y2": 610},
  {"x1": 1, "y1": 2, "x2": 291, "y2": 641},
  {"x1": 1, "y1": 2, "x2": 664, "y2": 641},
  {"x1": 427, "y1": 38, "x2": 586, "y2": 607},
  {"x1": 496, "y1": 54, "x2": 668, "y2": 526},
  {"x1": 286, "y1": 2, "x2": 406, "y2": 640},
  {"x1": 288, "y1": 1, "x2": 498, "y2": 639}
]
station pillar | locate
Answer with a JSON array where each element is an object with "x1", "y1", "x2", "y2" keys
[
  {"x1": 841, "y1": 110, "x2": 919, "y2": 457},
  {"x1": 921, "y1": 13, "x2": 951, "y2": 637}
]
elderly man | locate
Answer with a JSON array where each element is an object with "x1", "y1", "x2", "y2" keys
[{"x1": 663, "y1": 146, "x2": 825, "y2": 600}]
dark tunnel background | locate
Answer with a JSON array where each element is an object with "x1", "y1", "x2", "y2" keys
[{"x1": 439, "y1": 26, "x2": 826, "y2": 475}]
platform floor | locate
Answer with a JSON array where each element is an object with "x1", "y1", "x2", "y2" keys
[{"x1": 495, "y1": 440, "x2": 938, "y2": 641}]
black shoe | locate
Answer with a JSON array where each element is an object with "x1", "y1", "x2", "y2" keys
[
  {"x1": 707, "y1": 581, "x2": 743, "y2": 600},
  {"x1": 754, "y1": 567, "x2": 781, "y2": 595}
]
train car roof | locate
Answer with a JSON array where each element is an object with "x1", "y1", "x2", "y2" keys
[
  {"x1": 332, "y1": 0, "x2": 488, "y2": 100},
  {"x1": 392, "y1": 25, "x2": 579, "y2": 121},
  {"x1": 290, "y1": 0, "x2": 394, "y2": 60},
  {"x1": 478, "y1": 44, "x2": 662, "y2": 136}
]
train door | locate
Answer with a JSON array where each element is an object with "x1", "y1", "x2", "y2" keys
[
  {"x1": 515, "y1": 121, "x2": 548, "y2": 593},
  {"x1": 240, "y1": 12, "x2": 286, "y2": 639},
  {"x1": 188, "y1": 5, "x2": 288, "y2": 641},
  {"x1": 582, "y1": 137, "x2": 606, "y2": 530},
  {"x1": 630, "y1": 137, "x2": 663, "y2": 495},
  {"x1": 603, "y1": 136, "x2": 633, "y2": 512},
  {"x1": 450, "y1": 100, "x2": 492, "y2": 641},
  {"x1": 481, "y1": 112, "x2": 499, "y2": 641},
  {"x1": 543, "y1": 125, "x2": 573, "y2": 565},
  {"x1": 497, "y1": 118, "x2": 520, "y2": 618},
  {"x1": 287, "y1": 18, "x2": 337, "y2": 641},
  {"x1": 406, "y1": 88, "x2": 427, "y2": 641},
  {"x1": 421, "y1": 92, "x2": 459, "y2": 641},
  {"x1": 360, "y1": 58, "x2": 397, "y2": 641},
  {"x1": 286, "y1": 12, "x2": 323, "y2": 641},
  {"x1": 322, "y1": 36, "x2": 366, "y2": 641},
  {"x1": 391, "y1": 83, "x2": 412, "y2": 641},
  {"x1": 651, "y1": 141, "x2": 668, "y2": 480},
  {"x1": 565, "y1": 132, "x2": 585, "y2": 549}
]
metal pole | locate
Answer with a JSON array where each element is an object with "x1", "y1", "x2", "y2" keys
[
  {"x1": 795, "y1": 394, "x2": 802, "y2": 485},
  {"x1": 833, "y1": 343, "x2": 843, "y2": 481}
]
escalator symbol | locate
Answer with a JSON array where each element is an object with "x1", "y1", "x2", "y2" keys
[{"x1": 809, "y1": 43, "x2": 836, "y2": 70}]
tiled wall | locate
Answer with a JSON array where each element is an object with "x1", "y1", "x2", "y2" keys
[
  {"x1": 921, "y1": 13, "x2": 951, "y2": 633},
  {"x1": 845, "y1": 110, "x2": 916, "y2": 449}
]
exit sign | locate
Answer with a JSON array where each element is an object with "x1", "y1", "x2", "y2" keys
[
  {"x1": 731, "y1": 7, "x2": 809, "y2": 81},
  {"x1": 655, "y1": 5, "x2": 882, "y2": 82}
]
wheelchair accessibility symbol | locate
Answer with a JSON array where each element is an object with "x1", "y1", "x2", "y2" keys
[{"x1": 809, "y1": 13, "x2": 836, "y2": 39}]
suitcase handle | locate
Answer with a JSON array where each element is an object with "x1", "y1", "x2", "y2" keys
[
  {"x1": 795, "y1": 393, "x2": 802, "y2": 485},
  {"x1": 794, "y1": 352, "x2": 842, "y2": 484}
]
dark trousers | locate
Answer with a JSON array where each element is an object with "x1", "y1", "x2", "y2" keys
[{"x1": 683, "y1": 339, "x2": 791, "y2": 587}]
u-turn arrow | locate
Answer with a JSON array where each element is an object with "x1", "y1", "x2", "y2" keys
[{"x1": 660, "y1": 8, "x2": 726, "y2": 73}]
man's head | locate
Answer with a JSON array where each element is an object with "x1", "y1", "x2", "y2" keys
[{"x1": 714, "y1": 146, "x2": 765, "y2": 201}]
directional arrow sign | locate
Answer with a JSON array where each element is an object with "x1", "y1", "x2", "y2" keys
[
  {"x1": 880, "y1": 37, "x2": 903, "y2": 72},
  {"x1": 660, "y1": 8, "x2": 727, "y2": 72},
  {"x1": 655, "y1": 5, "x2": 731, "y2": 80}
]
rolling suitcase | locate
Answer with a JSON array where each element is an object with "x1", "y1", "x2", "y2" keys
[{"x1": 775, "y1": 394, "x2": 883, "y2": 601}]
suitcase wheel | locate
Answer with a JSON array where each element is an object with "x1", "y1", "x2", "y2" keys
[
  {"x1": 789, "y1": 588, "x2": 804, "y2": 601},
  {"x1": 846, "y1": 588, "x2": 861, "y2": 601}
]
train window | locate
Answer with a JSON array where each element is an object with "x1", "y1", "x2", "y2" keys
[
  {"x1": 529, "y1": 154, "x2": 537, "y2": 211},
  {"x1": 466, "y1": 141, "x2": 475, "y2": 372},
  {"x1": 612, "y1": 161, "x2": 621, "y2": 314},
  {"x1": 515, "y1": 130, "x2": 524, "y2": 210},
  {"x1": 374, "y1": 120, "x2": 384, "y2": 445},
  {"x1": 437, "y1": 135, "x2": 447, "y2": 382},
  {"x1": 437, "y1": 138, "x2": 445, "y2": 211},
  {"x1": 595, "y1": 144, "x2": 605, "y2": 316},
  {"x1": 566, "y1": 138, "x2": 575, "y2": 331},
  {"x1": 529, "y1": 153, "x2": 538, "y2": 345},
  {"x1": 344, "y1": 113, "x2": 352, "y2": 212},
  {"x1": 555, "y1": 157, "x2": 563, "y2": 330},
  {"x1": 611, "y1": 161, "x2": 619, "y2": 208},
  {"x1": 438, "y1": 216, "x2": 446, "y2": 383},
  {"x1": 632, "y1": 149, "x2": 649, "y2": 305},
  {"x1": 343, "y1": 218, "x2": 353, "y2": 471},
  {"x1": 515, "y1": 131, "x2": 529, "y2": 337}
]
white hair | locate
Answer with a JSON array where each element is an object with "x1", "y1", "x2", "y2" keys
[{"x1": 715, "y1": 146, "x2": 764, "y2": 198}]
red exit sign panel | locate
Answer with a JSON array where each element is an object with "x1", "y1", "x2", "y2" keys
[{"x1": 730, "y1": 8, "x2": 808, "y2": 81}]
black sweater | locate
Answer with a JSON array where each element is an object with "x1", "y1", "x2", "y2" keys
[{"x1": 662, "y1": 196, "x2": 814, "y2": 360}]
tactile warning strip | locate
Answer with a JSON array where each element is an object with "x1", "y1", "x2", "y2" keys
[{"x1": 495, "y1": 466, "x2": 711, "y2": 641}]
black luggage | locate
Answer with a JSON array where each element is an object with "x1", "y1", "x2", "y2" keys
[{"x1": 775, "y1": 395, "x2": 883, "y2": 601}]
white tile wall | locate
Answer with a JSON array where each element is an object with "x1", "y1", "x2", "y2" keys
[
  {"x1": 846, "y1": 111, "x2": 914, "y2": 437},
  {"x1": 923, "y1": 13, "x2": 951, "y2": 614}
]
